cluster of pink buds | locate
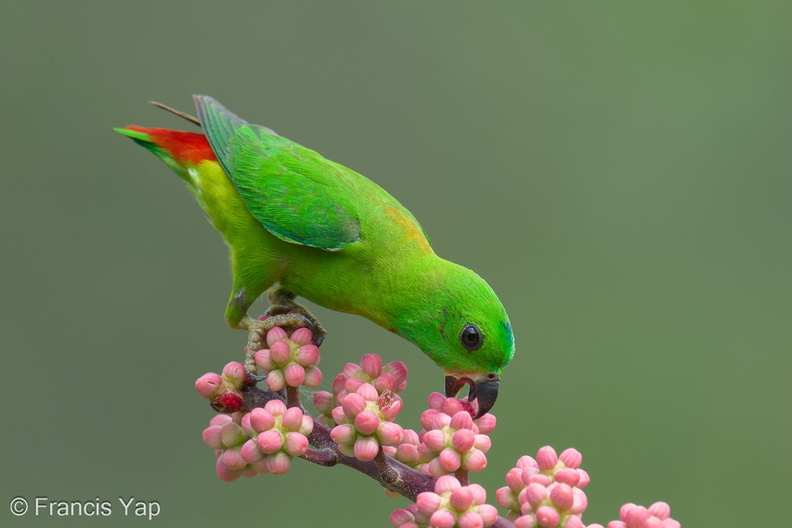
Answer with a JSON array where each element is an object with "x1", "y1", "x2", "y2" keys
[
  {"x1": 390, "y1": 475, "x2": 499, "y2": 528},
  {"x1": 195, "y1": 361, "x2": 252, "y2": 413},
  {"x1": 329, "y1": 382, "x2": 405, "y2": 461},
  {"x1": 202, "y1": 399, "x2": 313, "y2": 481},
  {"x1": 496, "y1": 446, "x2": 589, "y2": 528},
  {"x1": 314, "y1": 354, "x2": 407, "y2": 426},
  {"x1": 253, "y1": 326, "x2": 322, "y2": 390},
  {"x1": 595, "y1": 502, "x2": 680, "y2": 528},
  {"x1": 195, "y1": 324, "x2": 681, "y2": 528},
  {"x1": 417, "y1": 393, "x2": 495, "y2": 477}
]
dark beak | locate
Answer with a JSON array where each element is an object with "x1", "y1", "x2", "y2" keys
[{"x1": 445, "y1": 375, "x2": 500, "y2": 419}]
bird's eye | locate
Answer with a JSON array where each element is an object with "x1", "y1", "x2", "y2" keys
[{"x1": 460, "y1": 323, "x2": 483, "y2": 352}]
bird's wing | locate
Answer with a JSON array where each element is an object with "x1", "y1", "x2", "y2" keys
[{"x1": 195, "y1": 95, "x2": 360, "y2": 250}]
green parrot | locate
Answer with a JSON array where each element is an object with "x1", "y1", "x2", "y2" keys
[{"x1": 116, "y1": 96, "x2": 514, "y2": 416}]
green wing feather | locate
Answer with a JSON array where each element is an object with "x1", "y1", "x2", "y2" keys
[{"x1": 194, "y1": 95, "x2": 361, "y2": 250}]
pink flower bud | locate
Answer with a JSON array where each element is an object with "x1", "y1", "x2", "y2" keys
[
  {"x1": 384, "y1": 361, "x2": 408, "y2": 385},
  {"x1": 474, "y1": 413, "x2": 496, "y2": 434},
  {"x1": 478, "y1": 504, "x2": 498, "y2": 527},
  {"x1": 514, "y1": 514, "x2": 536, "y2": 528},
  {"x1": 468, "y1": 483, "x2": 487, "y2": 506},
  {"x1": 564, "y1": 516, "x2": 586, "y2": 528},
  {"x1": 378, "y1": 421, "x2": 404, "y2": 446},
  {"x1": 505, "y1": 468, "x2": 525, "y2": 492},
  {"x1": 254, "y1": 349, "x2": 274, "y2": 370},
  {"x1": 220, "y1": 447, "x2": 247, "y2": 470},
  {"x1": 265, "y1": 370, "x2": 286, "y2": 391},
  {"x1": 458, "y1": 511, "x2": 484, "y2": 528},
  {"x1": 550, "y1": 483, "x2": 574, "y2": 511},
  {"x1": 441, "y1": 397, "x2": 468, "y2": 416},
  {"x1": 463, "y1": 449, "x2": 488, "y2": 472},
  {"x1": 215, "y1": 457, "x2": 242, "y2": 482},
  {"x1": 516, "y1": 456, "x2": 539, "y2": 472},
  {"x1": 435, "y1": 475, "x2": 462, "y2": 494},
  {"x1": 416, "y1": 491, "x2": 442, "y2": 516},
  {"x1": 202, "y1": 426, "x2": 224, "y2": 449},
  {"x1": 330, "y1": 423, "x2": 356, "y2": 445},
  {"x1": 577, "y1": 469, "x2": 590, "y2": 488},
  {"x1": 607, "y1": 522, "x2": 627, "y2": 528},
  {"x1": 449, "y1": 487, "x2": 474, "y2": 511},
  {"x1": 536, "y1": 446, "x2": 558, "y2": 470},
  {"x1": 266, "y1": 452, "x2": 292, "y2": 475},
  {"x1": 195, "y1": 373, "x2": 224, "y2": 399},
  {"x1": 451, "y1": 410, "x2": 474, "y2": 431},
  {"x1": 525, "y1": 482, "x2": 548, "y2": 508},
  {"x1": 535, "y1": 505, "x2": 560, "y2": 528},
  {"x1": 356, "y1": 382, "x2": 379, "y2": 401},
  {"x1": 452, "y1": 429, "x2": 476, "y2": 452},
  {"x1": 222, "y1": 361, "x2": 247, "y2": 382},
  {"x1": 473, "y1": 434, "x2": 491, "y2": 453},
  {"x1": 559, "y1": 448, "x2": 582, "y2": 469},
  {"x1": 354, "y1": 410, "x2": 381, "y2": 435},
  {"x1": 284, "y1": 363, "x2": 306, "y2": 386},
  {"x1": 648, "y1": 502, "x2": 671, "y2": 520},
  {"x1": 390, "y1": 508, "x2": 416, "y2": 528},
  {"x1": 313, "y1": 391, "x2": 334, "y2": 414},
  {"x1": 299, "y1": 415, "x2": 313, "y2": 435},
  {"x1": 269, "y1": 341, "x2": 292, "y2": 364},
  {"x1": 343, "y1": 362, "x2": 363, "y2": 379},
  {"x1": 374, "y1": 373, "x2": 398, "y2": 393},
  {"x1": 331, "y1": 373, "x2": 346, "y2": 395},
  {"x1": 342, "y1": 393, "x2": 366, "y2": 417},
  {"x1": 619, "y1": 503, "x2": 637, "y2": 522},
  {"x1": 423, "y1": 429, "x2": 447, "y2": 451},
  {"x1": 264, "y1": 399, "x2": 287, "y2": 417},
  {"x1": 554, "y1": 468, "x2": 580, "y2": 486},
  {"x1": 290, "y1": 327, "x2": 313, "y2": 346},
  {"x1": 428, "y1": 392, "x2": 446, "y2": 409},
  {"x1": 439, "y1": 448, "x2": 462, "y2": 472},
  {"x1": 430, "y1": 510, "x2": 457, "y2": 528},
  {"x1": 240, "y1": 439, "x2": 265, "y2": 463},
  {"x1": 525, "y1": 473, "x2": 552, "y2": 487},
  {"x1": 625, "y1": 506, "x2": 651, "y2": 527},
  {"x1": 571, "y1": 488, "x2": 588, "y2": 514},
  {"x1": 296, "y1": 344, "x2": 319, "y2": 367},
  {"x1": 248, "y1": 408, "x2": 275, "y2": 432},
  {"x1": 395, "y1": 443, "x2": 420, "y2": 465},
  {"x1": 354, "y1": 436, "x2": 380, "y2": 461},
  {"x1": 281, "y1": 406, "x2": 304, "y2": 430},
  {"x1": 265, "y1": 326, "x2": 288, "y2": 346},
  {"x1": 220, "y1": 421, "x2": 247, "y2": 447},
  {"x1": 284, "y1": 432, "x2": 309, "y2": 457},
  {"x1": 256, "y1": 429, "x2": 284, "y2": 454},
  {"x1": 360, "y1": 354, "x2": 383, "y2": 378},
  {"x1": 331, "y1": 406, "x2": 347, "y2": 424},
  {"x1": 496, "y1": 486, "x2": 517, "y2": 510},
  {"x1": 345, "y1": 377, "x2": 365, "y2": 393}
]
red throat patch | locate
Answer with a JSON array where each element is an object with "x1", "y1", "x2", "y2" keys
[{"x1": 126, "y1": 126, "x2": 217, "y2": 165}]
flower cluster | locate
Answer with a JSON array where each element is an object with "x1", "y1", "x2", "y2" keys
[
  {"x1": 416, "y1": 393, "x2": 495, "y2": 478},
  {"x1": 195, "y1": 361, "x2": 251, "y2": 413},
  {"x1": 329, "y1": 382, "x2": 405, "y2": 461},
  {"x1": 202, "y1": 400, "x2": 313, "y2": 481},
  {"x1": 195, "y1": 323, "x2": 681, "y2": 528},
  {"x1": 496, "y1": 446, "x2": 589, "y2": 528},
  {"x1": 390, "y1": 475, "x2": 499, "y2": 528},
  {"x1": 597, "y1": 502, "x2": 680, "y2": 528},
  {"x1": 314, "y1": 354, "x2": 407, "y2": 426},
  {"x1": 254, "y1": 326, "x2": 322, "y2": 390}
]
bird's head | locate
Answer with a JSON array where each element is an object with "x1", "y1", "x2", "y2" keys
[{"x1": 393, "y1": 260, "x2": 515, "y2": 418}]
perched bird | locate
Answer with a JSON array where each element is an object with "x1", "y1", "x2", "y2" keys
[{"x1": 116, "y1": 96, "x2": 514, "y2": 417}]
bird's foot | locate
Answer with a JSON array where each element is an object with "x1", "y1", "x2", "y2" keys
[
  {"x1": 240, "y1": 296, "x2": 326, "y2": 378},
  {"x1": 265, "y1": 288, "x2": 327, "y2": 347}
]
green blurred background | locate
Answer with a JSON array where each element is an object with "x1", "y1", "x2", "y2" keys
[{"x1": 2, "y1": 2, "x2": 790, "y2": 526}]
